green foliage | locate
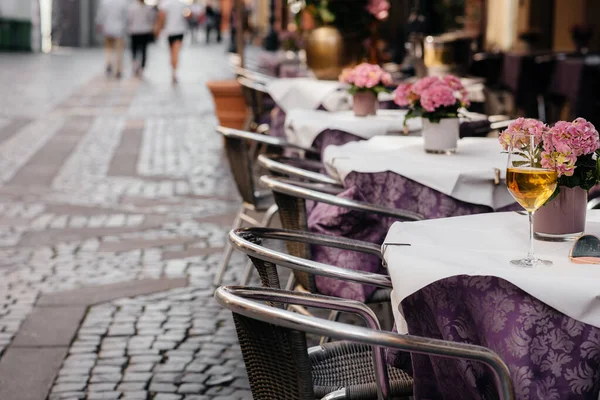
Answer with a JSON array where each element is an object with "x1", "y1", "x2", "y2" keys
[
  {"x1": 300, "y1": 0, "x2": 372, "y2": 39},
  {"x1": 545, "y1": 150, "x2": 600, "y2": 204},
  {"x1": 348, "y1": 85, "x2": 391, "y2": 96},
  {"x1": 402, "y1": 101, "x2": 461, "y2": 125}
]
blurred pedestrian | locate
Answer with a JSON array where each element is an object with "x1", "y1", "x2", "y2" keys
[
  {"x1": 205, "y1": 1, "x2": 222, "y2": 44},
  {"x1": 155, "y1": 0, "x2": 188, "y2": 84},
  {"x1": 188, "y1": 3, "x2": 203, "y2": 44},
  {"x1": 128, "y1": 0, "x2": 157, "y2": 77},
  {"x1": 96, "y1": 0, "x2": 129, "y2": 78}
]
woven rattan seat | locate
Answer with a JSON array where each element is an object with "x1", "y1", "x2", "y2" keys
[{"x1": 311, "y1": 341, "x2": 412, "y2": 399}]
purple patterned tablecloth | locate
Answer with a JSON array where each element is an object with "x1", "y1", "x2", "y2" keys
[{"x1": 400, "y1": 275, "x2": 600, "y2": 400}]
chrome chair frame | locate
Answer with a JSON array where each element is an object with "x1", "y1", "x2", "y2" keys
[
  {"x1": 216, "y1": 285, "x2": 515, "y2": 400},
  {"x1": 258, "y1": 154, "x2": 342, "y2": 187},
  {"x1": 261, "y1": 175, "x2": 424, "y2": 222},
  {"x1": 257, "y1": 175, "x2": 421, "y2": 325},
  {"x1": 230, "y1": 225, "x2": 395, "y2": 345},
  {"x1": 214, "y1": 127, "x2": 319, "y2": 287},
  {"x1": 229, "y1": 227, "x2": 391, "y2": 290}
]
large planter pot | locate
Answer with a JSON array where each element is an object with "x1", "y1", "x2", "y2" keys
[
  {"x1": 422, "y1": 118, "x2": 459, "y2": 154},
  {"x1": 206, "y1": 80, "x2": 248, "y2": 130},
  {"x1": 533, "y1": 186, "x2": 587, "y2": 241},
  {"x1": 305, "y1": 26, "x2": 360, "y2": 80},
  {"x1": 353, "y1": 91, "x2": 377, "y2": 117}
]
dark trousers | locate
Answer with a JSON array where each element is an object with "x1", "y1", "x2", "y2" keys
[
  {"x1": 131, "y1": 33, "x2": 152, "y2": 69},
  {"x1": 205, "y1": 18, "x2": 222, "y2": 43}
]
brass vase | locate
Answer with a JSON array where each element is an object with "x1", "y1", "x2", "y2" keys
[{"x1": 305, "y1": 26, "x2": 358, "y2": 80}]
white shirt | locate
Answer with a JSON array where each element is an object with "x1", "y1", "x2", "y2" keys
[
  {"x1": 128, "y1": 2, "x2": 156, "y2": 34},
  {"x1": 159, "y1": 0, "x2": 188, "y2": 36},
  {"x1": 96, "y1": 0, "x2": 129, "y2": 38}
]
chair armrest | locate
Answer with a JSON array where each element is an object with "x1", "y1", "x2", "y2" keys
[
  {"x1": 217, "y1": 286, "x2": 516, "y2": 400},
  {"x1": 261, "y1": 175, "x2": 424, "y2": 221},
  {"x1": 258, "y1": 154, "x2": 341, "y2": 186},
  {"x1": 218, "y1": 126, "x2": 320, "y2": 156},
  {"x1": 235, "y1": 227, "x2": 383, "y2": 258},
  {"x1": 229, "y1": 229, "x2": 392, "y2": 288}
]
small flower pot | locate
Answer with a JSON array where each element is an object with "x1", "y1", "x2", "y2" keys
[
  {"x1": 422, "y1": 118, "x2": 459, "y2": 154},
  {"x1": 353, "y1": 91, "x2": 377, "y2": 117},
  {"x1": 206, "y1": 80, "x2": 248, "y2": 130},
  {"x1": 533, "y1": 186, "x2": 587, "y2": 241}
]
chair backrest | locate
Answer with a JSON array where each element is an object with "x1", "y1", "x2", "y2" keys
[
  {"x1": 250, "y1": 176, "x2": 422, "y2": 293},
  {"x1": 229, "y1": 228, "x2": 389, "y2": 294},
  {"x1": 215, "y1": 286, "x2": 515, "y2": 400},
  {"x1": 219, "y1": 126, "x2": 259, "y2": 205},
  {"x1": 218, "y1": 127, "x2": 321, "y2": 207},
  {"x1": 232, "y1": 309, "x2": 315, "y2": 399},
  {"x1": 237, "y1": 76, "x2": 272, "y2": 131}
]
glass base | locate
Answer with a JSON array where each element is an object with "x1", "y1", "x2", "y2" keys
[
  {"x1": 510, "y1": 258, "x2": 553, "y2": 268},
  {"x1": 425, "y1": 148, "x2": 456, "y2": 155},
  {"x1": 534, "y1": 231, "x2": 584, "y2": 242}
]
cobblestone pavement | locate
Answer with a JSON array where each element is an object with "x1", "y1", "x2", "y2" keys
[{"x1": 0, "y1": 42, "x2": 256, "y2": 399}]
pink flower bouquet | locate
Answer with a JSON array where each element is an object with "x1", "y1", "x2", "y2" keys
[
  {"x1": 393, "y1": 75, "x2": 470, "y2": 124},
  {"x1": 499, "y1": 117, "x2": 600, "y2": 197},
  {"x1": 339, "y1": 63, "x2": 393, "y2": 95},
  {"x1": 367, "y1": 0, "x2": 390, "y2": 21}
]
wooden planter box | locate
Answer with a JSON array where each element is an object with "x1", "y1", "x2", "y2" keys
[{"x1": 206, "y1": 80, "x2": 248, "y2": 130}]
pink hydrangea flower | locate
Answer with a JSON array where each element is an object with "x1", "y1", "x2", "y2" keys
[
  {"x1": 393, "y1": 83, "x2": 412, "y2": 106},
  {"x1": 339, "y1": 63, "x2": 391, "y2": 90},
  {"x1": 539, "y1": 118, "x2": 599, "y2": 177},
  {"x1": 548, "y1": 118, "x2": 599, "y2": 157},
  {"x1": 366, "y1": 0, "x2": 390, "y2": 20},
  {"x1": 419, "y1": 83, "x2": 457, "y2": 112},
  {"x1": 498, "y1": 117, "x2": 548, "y2": 151},
  {"x1": 339, "y1": 67, "x2": 355, "y2": 85},
  {"x1": 410, "y1": 76, "x2": 440, "y2": 96}
]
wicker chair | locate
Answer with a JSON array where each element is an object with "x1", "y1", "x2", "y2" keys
[
  {"x1": 214, "y1": 127, "x2": 319, "y2": 286},
  {"x1": 215, "y1": 285, "x2": 515, "y2": 400},
  {"x1": 258, "y1": 175, "x2": 422, "y2": 297},
  {"x1": 237, "y1": 76, "x2": 274, "y2": 133}
]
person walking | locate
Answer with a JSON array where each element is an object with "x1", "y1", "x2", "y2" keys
[
  {"x1": 155, "y1": 0, "x2": 188, "y2": 84},
  {"x1": 96, "y1": 0, "x2": 129, "y2": 78},
  {"x1": 128, "y1": 0, "x2": 157, "y2": 77},
  {"x1": 205, "y1": 1, "x2": 222, "y2": 44}
]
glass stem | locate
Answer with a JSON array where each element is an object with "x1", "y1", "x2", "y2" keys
[{"x1": 527, "y1": 211, "x2": 535, "y2": 261}]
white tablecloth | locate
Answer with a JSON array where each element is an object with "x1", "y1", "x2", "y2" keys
[
  {"x1": 383, "y1": 211, "x2": 600, "y2": 333},
  {"x1": 323, "y1": 136, "x2": 514, "y2": 209},
  {"x1": 266, "y1": 78, "x2": 400, "y2": 112},
  {"x1": 284, "y1": 109, "x2": 422, "y2": 149},
  {"x1": 266, "y1": 78, "x2": 347, "y2": 112}
]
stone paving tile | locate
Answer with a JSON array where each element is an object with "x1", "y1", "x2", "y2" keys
[
  {"x1": 51, "y1": 287, "x2": 252, "y2": 399},
  {"x1": 0, "y1": 43, "x2": 264, "y2": 399}
]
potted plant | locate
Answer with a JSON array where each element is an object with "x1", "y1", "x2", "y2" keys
[
  {"x1": 300, "y1": 0, "x2": 390, "y2": 80},
  {"x1": 499, "y1": 117, "x2": 600, "y2": 240},
  {"x1": 339, "y1": 63, "x2": 392, "y2": 117},
  {"x1": 393, "y1": 75, "x2": 469, "y2": 153}
]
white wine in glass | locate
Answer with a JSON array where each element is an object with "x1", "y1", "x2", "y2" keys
[{"x1": 506, "y1": 134, "x2": 558, "y2": 267}]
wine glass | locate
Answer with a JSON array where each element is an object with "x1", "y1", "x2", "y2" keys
[{"x1": 506, "y1": 133, "x2": 558, "y2": 267}]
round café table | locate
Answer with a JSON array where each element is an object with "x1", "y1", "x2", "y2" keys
[
  {"x1": 383, "y1": 211, "x2": 600, "y2": 400},
  {"x1": 308, "y1": 136, "x2": 518, "y2": 303}
]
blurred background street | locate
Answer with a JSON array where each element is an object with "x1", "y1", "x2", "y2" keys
[{"x1": 0, "y1": 40, "x2": 254, "y2": 400}]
